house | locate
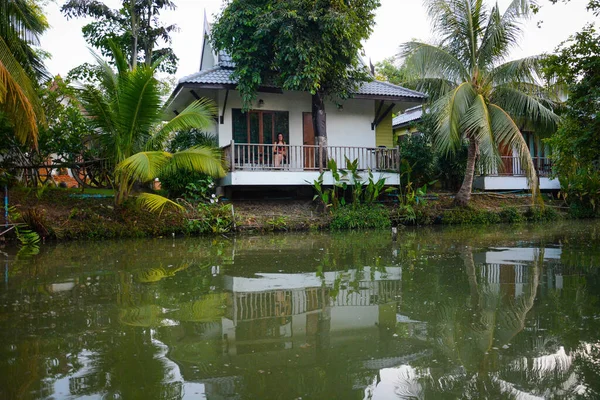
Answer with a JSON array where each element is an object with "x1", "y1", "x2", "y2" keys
[
  {"x1": 390, "y1": 108, "x2": 560, "y2": 191},
  {"x1": 392, "y1": 105, "x2": 424, "y2": 141},
  {"x1": 166, "y1": 14, "x2": 426, "y2": 193},
  {"x1": 474, "y1": 131, "x2": 560, "y2": 191}
]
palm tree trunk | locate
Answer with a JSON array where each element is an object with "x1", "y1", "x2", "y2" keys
[{"x1": 455, "y1": 139, "x2": 479, "y2": 207}]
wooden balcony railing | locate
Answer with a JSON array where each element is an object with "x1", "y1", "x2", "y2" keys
[
  {"x1": 478, "y1": 156, "x2": 553, "y2": 177},
  {"x1": 222, "y1": 141, "x2": 400, "y2": 173}
]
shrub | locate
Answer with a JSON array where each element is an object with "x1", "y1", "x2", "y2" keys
[
  {"x1": 398, "y1": 133, "x2": 435, "y2": 187},
  {"x1": 185, "y1": 203, "x2": 234, "y2": 235},
  {"x1": 265, "y1": 216, "x2": 289, "y2": 232},
  {"x1": 524, "y1": 206, "x2": 560, "y2": 222},
  {"x1": 330, "y1": 204, "x2": 391, "y2": 230},
  {"x1": 159, "y1": 170, "x2": 216, "y2": 202},
  {"x1": 568, "y1": 202, "x2": 597, "y2": 219},
  {"x1": 442, "y1": 208, "x2": 501, "y2": 225},
  {"x1": 499, "y1": 207, "x2": 524, "y2": 223}
]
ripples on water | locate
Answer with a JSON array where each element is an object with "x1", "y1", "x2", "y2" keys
[{"x1": 0, "y1": 221, "x2": 599, "y2": 399}]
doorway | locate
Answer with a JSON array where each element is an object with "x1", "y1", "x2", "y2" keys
[{"x1": 303, "y1": 113, "x2": 315, "y2": 169}]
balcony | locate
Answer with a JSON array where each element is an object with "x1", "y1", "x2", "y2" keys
[
  {"x1": 478, "y1": 156, "x2": 553, "y2": 178},
  {"x1": 220, "y1": 142, "x2": 401, "y2": 186},
  {"x1": 475, "y1": 156, "x2": 559, "y2": 191}
]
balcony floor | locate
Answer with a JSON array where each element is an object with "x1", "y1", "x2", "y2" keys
[
  {"x1": 220, "y1": 170, "x2": 400, "y2": 186},
  {"x1": 474, "y1": 176, "x2": 560, "y2": 191}
]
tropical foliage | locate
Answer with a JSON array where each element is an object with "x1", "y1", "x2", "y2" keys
[
  {"x1": 374, "y1": 57, "x2": 409, "y2": 85},
  {"x1": 401, "y1": 0, "x2": 560, "y2": 205},
  {"x1": 0, "y1": 0, "x2": 49, "y2": 147},
  {"x1": 0, "y1": 78, "x2": 90, "y2": 181},
  {"x1": 211, "y1": 0, "x2": 380, "y2": 149},
  {"x1": 61, "y1": 0, "x2": 179, "y2": 73},
  {"x1": 544, "y1": 25, "x2": 600, "y2": 214},
  {"x1": 78, "y1": 44, "x2": 225, "y2": 211}
]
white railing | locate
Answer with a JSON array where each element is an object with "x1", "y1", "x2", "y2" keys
[
  {"x1": 478, "y1": 156, "x2": 553, "y2": 177},
  {"x1": 222, "y1": 142, "x2": 400, "y2": 173}
]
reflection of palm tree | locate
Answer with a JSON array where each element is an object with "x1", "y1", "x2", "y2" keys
[{"x1": 418, "y1": 247, "x2": 549, "y2": 397}]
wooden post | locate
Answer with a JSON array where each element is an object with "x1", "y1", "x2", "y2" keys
[
  {"x1": 230, "y1": 140, "x2": 235, "y2": 172},
  {"x1": 318, "y1": 142, "x2": 324, "y2": 173},
  {"x1": 3, "y1": 185, "x2": 8, "y2": 228}
]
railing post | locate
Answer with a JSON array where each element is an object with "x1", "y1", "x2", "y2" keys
[
  {"x1": 396, "y1": 145, "x2": 401, "y2": 173},
  {"x1": 318, "y1": 141, "x2": 324, "y2": 173},
  {"x1": 230, "y1": 140, "x2": 235, "y2": 172}
]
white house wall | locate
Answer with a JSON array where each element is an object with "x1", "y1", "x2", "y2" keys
[
  {"x1": 473, "y1": 176, "x2": 560, "y2": 191},
  {"x1": 218, "y1": 90, "x2": 376, "y2": 148},
  {"x1": 221, "y1": 170, "x2": 400, "y2": 186}
]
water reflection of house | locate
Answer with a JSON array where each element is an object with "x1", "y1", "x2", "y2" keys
[
  {"x1": 220, "y1": 268, "x2": 402, "y2": 356},
  {"x1": 155, "y1": 267, "x2": 417, "y2": 398},
  {"x1": 475, "y1": 247, "x2": 563, "y2": 296}
]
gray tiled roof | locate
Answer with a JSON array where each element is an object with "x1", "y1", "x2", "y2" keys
[
  {"x1": 179, "y1": 67, "x2": 237, "y2": 85},
  {"x1": 179, "y1": 65, "x2": 426, "y2": 100},
  {"x1": 356, "y1": 80, "x2": 426, "y2": 99},
  {"x1": 393, "y1": 107, "x2": 424, "y2": 128},
  {"x1": 218, "y1": 51, "x2": 235, "y2": 68}
]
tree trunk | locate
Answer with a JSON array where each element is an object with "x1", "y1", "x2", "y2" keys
[
  {"x1": 130, "y1": 0, "x2": 138, "y2": 69},
  {"x1": 455, "y1": 138, "x2": 479, "y2": 207},
  {"x1": 312, "y1": 92, "x2": 327, "y2": 169}
]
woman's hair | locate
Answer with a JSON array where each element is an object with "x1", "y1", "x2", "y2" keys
[{"x1": 276, "y1": 133, "x2": 285, "y2": 143}]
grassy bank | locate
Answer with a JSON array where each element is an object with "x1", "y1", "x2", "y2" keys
[{"x1": 0, "y1": 186, "x2": 591, "y2": 242}]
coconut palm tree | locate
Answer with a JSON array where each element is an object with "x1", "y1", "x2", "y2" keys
[
  {"x1": 401, "y1": 0, "x2": 559, "y2": 206},
  {"x1": 0, "y1": 0, "x2": 49, "y2": 147},
  {"x1": 79, "y1": 44, "x2": 225, "y2": 211}
]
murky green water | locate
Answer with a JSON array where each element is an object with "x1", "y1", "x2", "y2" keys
[{"x1": 1, "y1": 222, "x2": 600, "y2": 399}]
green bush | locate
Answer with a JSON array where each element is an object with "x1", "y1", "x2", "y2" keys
[
  {"x1": 398, "y1": 134, "x2": 435, "y2": 187},
  {"x1": 330, "y1": 204, "x2": 391, "y2": 230},
  {"x1": 442, "y1": 208, "x2": 501, "y2": 225},
  {"x1": 185, "y1": 203, "x2": 234, "y2": 235},
  {"x1": 159, "y1": 170, "x2": 216, "y2": 202},
  {"x1": 568, "y1": 202, "x2": 597, "y2": 219},
  {"x1": 524, "y1": 206, "x2": 559, "y2": 222},
  {"x1": 499, "y1": 207, "x2": 524, "y2": 223}
]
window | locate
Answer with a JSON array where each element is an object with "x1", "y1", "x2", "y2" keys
[{"x1": 232, "y1": 109, "x2": 289, "y2": 144}]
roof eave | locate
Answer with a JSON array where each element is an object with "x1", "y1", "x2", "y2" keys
[{"x1": 353, "y1": 94, "x2": 427, "y2": 102}]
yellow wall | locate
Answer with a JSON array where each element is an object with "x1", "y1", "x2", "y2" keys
[
  {"x1": 394, "y1": 126, "x2": 419, "y2": 144},
  {"x1": 375, "y1": 107, "x2": 394, "y2": 148}
]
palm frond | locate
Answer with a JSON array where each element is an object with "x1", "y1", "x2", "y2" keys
[
  {"x1": 478, "y1": 0, "x2": 533, "y2": 67},
  {"x1": 491, "y1": 85, "x2": 559, "y2": 134},
  {"x1": 423, "y1": 0, "x2": 472, "y2": 61},
  {"x1": 488, "y1": 103, "x2": 539, "y2": 198},
  {"x1": 0, "y1": 36, "x2": 41, "y2": 147},
  {"x1": 169, "y1": 147, "x2": 226, "y2": 178},
  {"x1": 401, "y1": 41, "x2": 468, "y2": 84},
  {"x1": 148, "y1": 98, "x2": 218, "y2": 150},
  {"x1": 406, "y1": 78, "x2": 458, "y2": 103},
  {"x1": 89, "y1": 48, "x2": 119, "y2": 98},
  {"x1": 116, "y1": 151, "x2": 172, "y2": 183},
  {"x1": 136, "y1": 192, "x2": 184, "y2": 215},
  {"x1": 490, "y1": 56, "x2": 544, "y2": 86},
  {"x1": 462, "y1": 94, "x2": 501, "y2": 166},
  {"x1": 117, "y1": 65, "x2": 162, "y2": 159},
  {"x1": 432, "y1": 82, "x2": 477, "y2": 155},
  {"x1": 107, "y1": 39, "x2": 130, "y2": 76},
  {"x1": 1, "y1": 0, "x2": 50, "y2": 80}
]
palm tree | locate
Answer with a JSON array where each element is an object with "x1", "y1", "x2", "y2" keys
[
  {"x1": 401, "y1": 0, "x2": 559, "y2": 206},
  {"x1": 79, "y1": 44, "x2": 225, "y2": 211},
  {"x1": 0, "y1": 0, "x2": 49, "y2": 148}
]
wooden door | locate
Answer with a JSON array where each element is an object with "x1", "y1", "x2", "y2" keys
[
  {"x1": 303, "y1": 112, "x2": 315, "y2": 169},
  {"x1": 499, "y1": 143, "x2": 513, "y2": 175}
]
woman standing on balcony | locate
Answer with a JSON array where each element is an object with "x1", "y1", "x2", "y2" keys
[{"x1": 273, "y1": 133, "x2": 286, "y2": 168}]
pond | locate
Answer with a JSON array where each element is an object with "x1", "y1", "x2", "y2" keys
[{"x1": 1, "y1": 221, "x2": 600, "y2": 399}]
